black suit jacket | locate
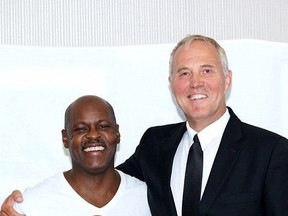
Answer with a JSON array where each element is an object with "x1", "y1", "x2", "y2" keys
[{"x1": 117, "y1": 107, "x2": 288, "y2": 216}]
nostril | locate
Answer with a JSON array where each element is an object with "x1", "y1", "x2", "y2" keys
[{"x1": 85, "y1": 130, "x2": 101, "y2": 139}]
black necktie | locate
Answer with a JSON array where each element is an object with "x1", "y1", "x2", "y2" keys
[{"x1": 182, "y1": 134, "x2": 203, "y2": 216}]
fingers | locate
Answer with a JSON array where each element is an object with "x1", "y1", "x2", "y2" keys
[
  {"x1": 11, "y1": 190, "x2": 24, "y2": 203},
  {"x1": 1, "y1": 190, "x2": 25, "y2": 216},
  {"x1": 0, "y1": 211, "x2": 9, "y2": 216}
]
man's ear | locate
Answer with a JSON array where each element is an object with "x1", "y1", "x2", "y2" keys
[
  {"x1": 168, "y1": 75, "x2": 176, "y2": 96},
  {"x1": 225, "y1": 70, "x2": 232, "y2": 91},
  {"x1": 62, "y1": 129, "x2": 69, "y2": 148},
  {"x1": 116, "y1": 124, "x2": 121, "y2": 144}
]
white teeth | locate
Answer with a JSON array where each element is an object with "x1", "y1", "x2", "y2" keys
[
  {"x1": 84, "y1": 146, "x2": 105, "y2": 152},
  {"x1": 188, "y1": 94, "x2": 207, "y2": 100}
]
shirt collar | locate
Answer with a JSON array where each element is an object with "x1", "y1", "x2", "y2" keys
[{"x1": 186, "y1": 108, "x2": 230, "y2": 150}]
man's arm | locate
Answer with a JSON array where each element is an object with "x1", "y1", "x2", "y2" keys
[
  {"x1": 116, "y1": 129, "x2": 150, "y2": 181},
  {"x1": 0, "y1": 190, "x2": 24, "y2": 216}
]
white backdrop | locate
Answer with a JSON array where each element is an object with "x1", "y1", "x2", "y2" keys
[{"x1": 0, "y1": 40, "x2": 288, "y2": 203}]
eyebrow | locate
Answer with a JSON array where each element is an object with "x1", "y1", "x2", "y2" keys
[
  {"x1": 176, "y1": 64, "x2": 214, "y2": 72},
  {"x1": 176, "y1": 67, "x2": 190, "y2": 73},
  {"x1": 200, "y1": 64, "x2": 214, "y2": 68}
]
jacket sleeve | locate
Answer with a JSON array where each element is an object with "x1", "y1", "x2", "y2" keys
[{"x1": 116, "y1": 129, "x2": 150, "y2": 181}]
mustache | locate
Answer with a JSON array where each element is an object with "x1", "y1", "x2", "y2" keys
[{"x1": 83, "y1": 138, "x2": 106, "y2": 146}]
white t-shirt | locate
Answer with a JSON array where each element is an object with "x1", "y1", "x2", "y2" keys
[{"x1": 13, "y1": 170, "x2": 151, "y2": 216}]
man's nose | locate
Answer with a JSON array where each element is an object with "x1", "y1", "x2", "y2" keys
[
  {"x1": 189, "y1": 73, "x2": 203, "y2": 88},
  {"x1": 86, "y1": 128, "x2": 101, "y2": 139}
]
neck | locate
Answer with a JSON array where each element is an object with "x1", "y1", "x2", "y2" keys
[
  {"x1": 187, "y1": 108, "x2": 227, "y2": 132},
  {"x1": 64, "y1": 168, "x2": 121, "y2": 207}
]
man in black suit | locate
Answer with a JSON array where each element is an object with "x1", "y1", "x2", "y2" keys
[
  {"x1": 118, "y1": 35, "x2": 288, "y2": 215},
  {"x1": 2, "y1": 35, "x2": 288, "y2": 215}
]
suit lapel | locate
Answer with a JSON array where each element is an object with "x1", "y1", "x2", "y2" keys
[
  {"x1": 200, "y1": 108, "x2": 245, "y2": 211},
  {"x1": 159, "y1": 122, "x2": 187, "y2": 215}
]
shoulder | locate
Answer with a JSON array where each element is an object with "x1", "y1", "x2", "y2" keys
[
  {"x1": 22, "y1": 172, "x2": 64, "y2": 196},
  {"x1": 14, "y1": 172, "x2": 68, "y2": 214},
  {"x1": 146, "y1": 122, "x2": 185, "y2": 132},
  {"x1": 117, "y1": 170, "x2": 146, "y2": 190},
  {"x1": 228, "y1": 107, "x2": 287, "y2": 144},
  {"x1": 241, "y1": 122, "x2": 287, "y2": 144},
  {"x1": 114, "y1": 170, "x2": 150, "y2": 215},
  {"x1": 142, "y1": 122, "x2": 186, "y2": 138}
]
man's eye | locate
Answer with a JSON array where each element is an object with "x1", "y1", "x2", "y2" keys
[
  {"x1": 98, "y1": 124, "x2": 110, "y2": 129},
  {"x1": 203, "y1": 69, "x2": 212, "y2": 74},
  {"x1": 74, "y1": 127, "x2": 87, "y2": 133},
  {"x1": 179, "y1": 71, "x2": 190, "y2": 76}
]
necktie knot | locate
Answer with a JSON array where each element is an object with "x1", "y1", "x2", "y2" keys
[
  {"x1": 193, "y1": 134, "x2": 199, "y2": 143},
  {"x1": 193, "y1": 134, "x2": 202, "y2": 151}
]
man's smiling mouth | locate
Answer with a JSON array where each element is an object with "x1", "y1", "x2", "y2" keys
[
  {"x1": 83, "y1": 146, "x2": 105, "y2": 152},
  {"x1": 187, "y1": 94, "x2": 208, "y2": 100}
]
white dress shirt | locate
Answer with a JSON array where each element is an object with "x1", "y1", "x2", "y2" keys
[{"x1": 170, "y1": 109, "x2": 230, "y2": 216}]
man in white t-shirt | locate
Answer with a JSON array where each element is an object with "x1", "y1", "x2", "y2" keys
[{"x1": 7, "y1": 95, "x2": 151, "y2": 216}]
